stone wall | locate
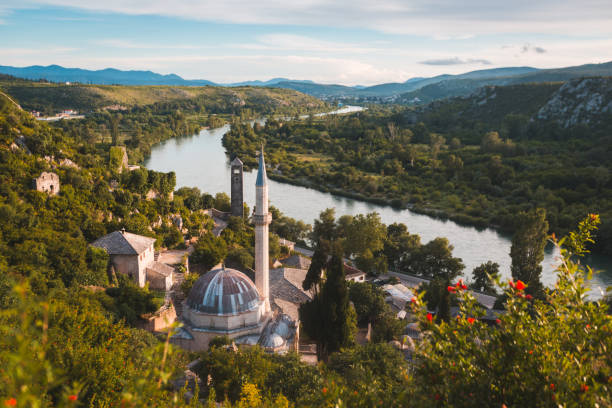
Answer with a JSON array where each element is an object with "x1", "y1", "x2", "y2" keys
[{"x1": 140, "y1": 303, "x2": 177, "y2": 332}]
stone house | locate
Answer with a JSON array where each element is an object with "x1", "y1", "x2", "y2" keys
[
  {"x1": 91, "y1": 229, "x2": 174, "y2": 290},
  {"x1": 33, "y1": 172, "x2": 60, "y2": 195}
]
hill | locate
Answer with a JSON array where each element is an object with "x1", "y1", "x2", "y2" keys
[
  {"x1": 417, "y1": 77, "x2": 612, "y2": 138},
  {"x1": 0, "y1": 64, "x2": 216, "y2": 86},
  {"x1": 397, "y1": 62, "x2": 612, "y2": 104},
  {"x1": 0, "y1": 74, "x2": 327, "y2": 115}
]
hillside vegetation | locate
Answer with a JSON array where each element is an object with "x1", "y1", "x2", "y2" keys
[
  {"x1": 0, "y1": 75, "x2": 329, "y2": 164},
  {"x1": 224, "y1": 79, "x2": 612, "y2": 255}
]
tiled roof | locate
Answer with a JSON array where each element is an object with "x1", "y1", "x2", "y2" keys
[
  {"x1": 147, "y1": 261, "x2": 174, "y2": 277},
  {"x1": 270, "y1": 267, "x2": 312, "y2": 312},
  {"x1": 91, "y1": 230, "x2": 155, "y2": 255},
  {"x1": 280, "y1": 254, "x2": 311, "y2": 270},
  {"x1": 344, "y1": 263, "x2": 365, "y2": 277}
]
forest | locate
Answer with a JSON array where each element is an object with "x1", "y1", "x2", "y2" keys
[{"x1": 223, "y1": 82, "x2": 612, "y2": 256}]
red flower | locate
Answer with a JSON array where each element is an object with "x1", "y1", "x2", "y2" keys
[
  {"x1": 410, "y1": 297, "x2": 417, "y2": 304},
  {"x1": 426, "y1": 313, "x2": 433, "y2": 322},
  {"x1": 526, "y1": 294, "x2": 533, "y2": 300},
  {"x1": 461, "y1": 283, "x2": 467, "y2": 290},
  {"x1": 515, "y1": 280, "x2": 526, "y2": 291},
  {"x1": 434, "y1": 393, "x2": 441, "y2": 401},
  {"x1": 4, "y1": 399, "x2": 16, "y2": 407},
  {"x1": 495, "y1": 319, "x2": 501, "y2": 325},
  {"x1": 581, "y1": 384, "x2": 589, "y2": 392},
  {"x1": 322, "y1": 387, "x2": 328, "y2": 395},
  {"x1": 447, "y1": 286, "x2": 456, "y2": 293},
  {"x1": 586, "y1": 324, "x2": 591, "y2": 329},
  {"x1": 550, "y1": 383, "x2": 555, "y2": 391},
  {"x1": 68, "y1": 395, "x2": 77, "y2": 402},
  {"x1": 528, "y1": 350, "x2": 533, "y2": 355},
  {"x1": 508, "y1": 280, "x2": 515, "y2": 289},
  {"x1": 467, "y1": 317, "x2": 475, "y2": 324}
]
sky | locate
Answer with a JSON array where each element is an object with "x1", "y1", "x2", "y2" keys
[{"x1": 0, "y1": 0, "x2": 611, "y2": 85}]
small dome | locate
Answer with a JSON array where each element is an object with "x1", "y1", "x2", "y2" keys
[
  {"x1": 260, "y1": 333, "x2": 285, "y2": 349},
  {"x1": 186, "y1": 267, "x2": 260, "y2": 315}
]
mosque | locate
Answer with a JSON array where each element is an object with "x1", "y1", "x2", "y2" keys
[{"x1": 172, "y1": 149, "x2": 300, "y2": 352}]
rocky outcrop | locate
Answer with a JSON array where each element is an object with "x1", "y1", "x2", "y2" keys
[{"x1": 535, "y1": 77, "x2": 612, "y2": 128}]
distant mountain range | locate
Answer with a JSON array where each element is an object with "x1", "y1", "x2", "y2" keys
[{"x1": 1, "y1": 62, "x2": 611, "y2": 103}]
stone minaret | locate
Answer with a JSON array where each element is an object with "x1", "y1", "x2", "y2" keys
[
  {"x1": 230, "y1": 157, "x2": 244, "y2": 217},
  {"x1": 254, "y1": 147, "x2": 271, "y2": 313}
]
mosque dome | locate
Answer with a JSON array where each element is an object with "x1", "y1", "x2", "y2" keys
[{"x1": 186, "y1": 267, "x2": 260, "y2": 315}]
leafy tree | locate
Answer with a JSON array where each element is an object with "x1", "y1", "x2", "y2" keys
[
  {"x1": 410, "y1": 238, "x2": 464, "y2": 321},
  {"x1": 348, "y1": 282, "x2": 387, "y2": 326},
  {"x1": 343, "y1": 212, "x2": 386, "y2": 260},
  {"x1": 213, "y1": 192, "x2": 231, "y2": 212},
  {"x1": 326, "y1": 343, "x2": 410, "y2": 406},
  {"x1": 470, "y1": 261, "x2": 500, "y2": 295},
  {"x1": 191, "y1": 233, "x2": 228, "y2": 270},
  {"x1": 310, "y1": 208, "x2": 337, "y2": 244},
  {"x1": 384, "y1": 223, "x2": 421, "y2": 271},
  {"x1": 225, "y1": 247, "x2": 254, "y2": 271},
  {"x1": 510, "y1": 208, "x2": 548, "y2": 297}
]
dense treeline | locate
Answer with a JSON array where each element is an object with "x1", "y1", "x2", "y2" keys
[{"x1": 223, "y1": 97, "x2": 612, "y2": 255}]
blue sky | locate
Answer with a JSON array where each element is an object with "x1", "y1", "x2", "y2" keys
[{"x1": 0, "y1": 1, "x2": 611, "y2": 85}]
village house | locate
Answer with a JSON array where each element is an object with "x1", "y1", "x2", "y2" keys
[{"x1": 91, "y1": 229, "x2": 174, "y2": 291}]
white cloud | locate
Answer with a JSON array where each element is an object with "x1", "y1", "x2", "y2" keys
[
  {"x1": 236, "y1": 34, "x2": 380, "y2": 54},
  {"x1": 0, "y1": 47, "x2": 77, "y2": 56},
  {"x1": 94, "y1": 39, "x2": 200, "y2": 50},
  {"x1": 420, "y1": 57, "x2": 492, "y2": 66},
  {"x1": 18, "y1": 0, "x2": 612, "y2": 37}
]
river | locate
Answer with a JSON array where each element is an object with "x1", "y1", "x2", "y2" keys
[{"x1": 144, "y1": 106, "x2": 612, "y2": 299}]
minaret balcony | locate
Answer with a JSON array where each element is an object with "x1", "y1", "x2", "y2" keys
[{"x1": 253, "y1": 213, "x2": 272, "y2": 225}]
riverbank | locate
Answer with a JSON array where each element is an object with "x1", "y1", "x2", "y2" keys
[{"x1": 269, "y1": 172, "x2": 505, "y2": 232}]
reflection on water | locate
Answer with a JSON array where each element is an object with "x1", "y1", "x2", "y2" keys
[{"x1": 144, "y1": 111, "x2": 612, "y2": 299}]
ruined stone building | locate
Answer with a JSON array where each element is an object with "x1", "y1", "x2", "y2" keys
[{"x1": 33, "y1": 172, "x2": 60, "y2": 195}]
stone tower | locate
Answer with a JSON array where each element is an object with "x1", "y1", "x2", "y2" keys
[
  {"x1": 230, "y1": 157, "x2": 243, "y2": 217},
  {"x1": 254, "y1": 147, "x2": 271, "y2": 313}
]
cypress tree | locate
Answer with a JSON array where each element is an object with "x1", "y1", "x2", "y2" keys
[
  {"x1": 510, "y1": 208, "x2": 548, "y2": 297},
  {"x1": 299, "y1": 242, "x2": 355, "y2": 361}
]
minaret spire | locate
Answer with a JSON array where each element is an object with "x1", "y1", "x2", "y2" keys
[
  {"x1": 255, "y1": 144, "x2": 267, "y2": 187},
  {"x1": 254, "y1": 146, "x2": 271, "y2": 313}
]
